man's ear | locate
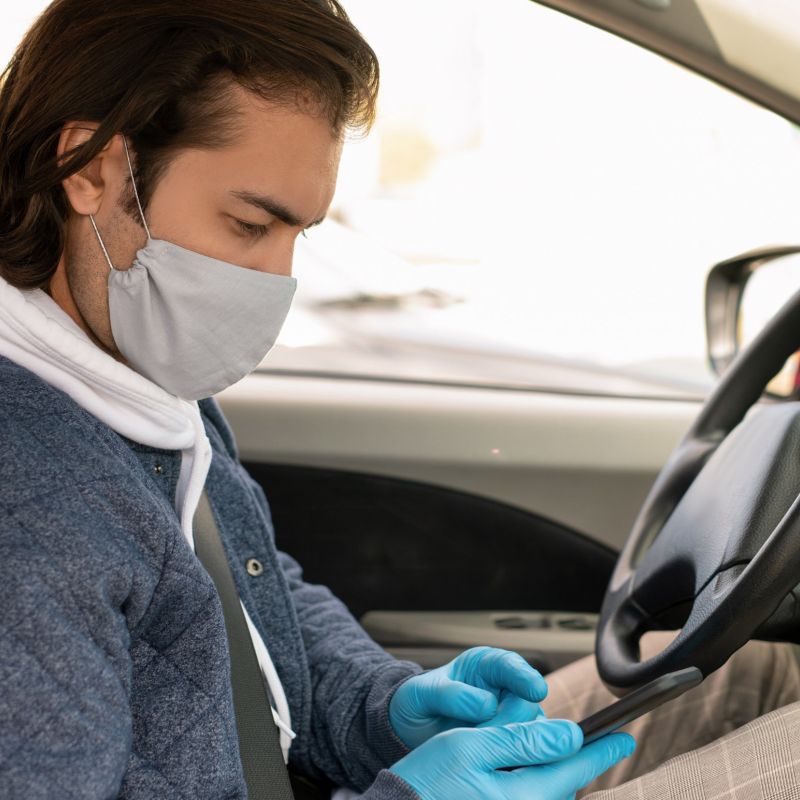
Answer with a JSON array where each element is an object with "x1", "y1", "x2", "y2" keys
[{"x1": 58, "y1": 123, "x2": 122, "y2": 216}]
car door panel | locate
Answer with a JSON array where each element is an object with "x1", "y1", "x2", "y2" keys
[
  {"x1": 220, "y1": 373, "x2": 699, "y2": 551},
  {"x1": 220, "y1": 373, "x2": 699, "y2": 667},
  {"x1": 244, "y1": 462, "x2": 615, "y2": 613}
]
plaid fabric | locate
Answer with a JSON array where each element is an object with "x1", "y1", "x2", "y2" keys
[
  {"x1": 585, "y1": 703, "x2": 800, "y2": 799},
  {"x1": 540, "y1": 633, "x2": 800, "y2": 799}
]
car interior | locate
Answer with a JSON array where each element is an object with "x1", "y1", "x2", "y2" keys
[
  {"x1": 211, "y1": 0, "x2": 800, "y2": 683},
  {"x1": 2, "y1": 1, "x2": 800, "y2": 797}
]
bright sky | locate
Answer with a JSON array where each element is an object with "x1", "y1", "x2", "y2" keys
[{"x1": 337, "y1": 0, "x2": 800, "y2": 381}]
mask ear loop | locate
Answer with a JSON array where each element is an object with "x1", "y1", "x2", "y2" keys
[
  {"x1": 121, "y1": 136, "x2": 152, "y2": 240},
  {"x1": 90, "y1": 213, "x2": 117, "y2": 272},
  {"x1": 89, "y1": 135, "x2": 151, "y2": 273}
]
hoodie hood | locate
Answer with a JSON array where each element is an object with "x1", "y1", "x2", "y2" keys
[{"x1": 0, "y1": 275, "x2": 212, "y2": 550}]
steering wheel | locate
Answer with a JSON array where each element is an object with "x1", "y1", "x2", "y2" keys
[{"x1": 596, "y1": 287, "x2": 800, "y2": 694}]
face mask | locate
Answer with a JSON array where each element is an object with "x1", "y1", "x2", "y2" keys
[{"x1": 89, "y1": 138, "x2": 297, "y2": 400}]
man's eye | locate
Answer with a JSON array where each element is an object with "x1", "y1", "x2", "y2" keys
[{"x1": 235, "y1": 219, "x2": 270, "y2": 239}]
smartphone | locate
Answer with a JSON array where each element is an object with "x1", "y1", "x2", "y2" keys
[{"x1": 578, "y1": 666, "x2": 703, "y2": 745}]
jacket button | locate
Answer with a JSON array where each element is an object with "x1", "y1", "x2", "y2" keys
[
  {"x1": 246, "y1": 558, "x2": 264, "y2": 577},
  {"x1": 153, "y1": 464, "x2": 164, "y2": 475}
]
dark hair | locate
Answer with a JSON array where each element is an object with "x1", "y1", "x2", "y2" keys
[{"x1": 0, "y1": 0, "x2": 379, "y2": 289}]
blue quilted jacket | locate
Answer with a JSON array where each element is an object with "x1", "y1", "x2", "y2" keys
[{"x1": 0, "y1": 354, "x2": 421, "y2": 799}]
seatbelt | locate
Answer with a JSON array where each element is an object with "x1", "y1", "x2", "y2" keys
[{"x1": 193, "y1": 491, "x2": 295, "y2": 800}]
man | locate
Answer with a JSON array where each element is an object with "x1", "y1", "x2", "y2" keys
[{"x1": 0, "y1": 1, "x2": 797, "y2": 798}]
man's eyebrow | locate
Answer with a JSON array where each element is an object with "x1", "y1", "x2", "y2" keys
[{"x1": 230, "y1": 190, "x2": 326, "y2": 229}]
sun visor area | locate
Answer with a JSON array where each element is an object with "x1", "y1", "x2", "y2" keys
[
  {"x1": 533, "y1": 0, "x2": 800, "y2": 125},
  {"x1": 532, "y1": 0, "x2": 723, "y2": 62},
  {"x1": 696, "y1": 0, "x2": 800, "y2": 106}
]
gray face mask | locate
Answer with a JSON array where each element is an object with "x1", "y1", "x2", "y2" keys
[{"x1": 89, "y1": 138, "x2": 297, "y2": 400}]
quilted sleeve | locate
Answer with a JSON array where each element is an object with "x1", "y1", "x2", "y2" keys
[
  {"x1": 361, "y1": 770, "x2": 421, "y2": 800},
  {"x1": 0, "y1": 514, "x2": 133, "y2": 799},
  {"x1": 277, "y1": 548, "x2": 422, "y2": 791}
]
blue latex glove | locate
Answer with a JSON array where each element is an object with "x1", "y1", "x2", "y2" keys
[
  {"x1": 390, "y1": 718, "x2": 635, "y2": 800},
  {"x1": 390, "y1": 647, "x2": 549, "y2": 749}
]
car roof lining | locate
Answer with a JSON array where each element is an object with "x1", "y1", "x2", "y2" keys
[{"x1": 530, "y1": 0, "x2": 800, "y2": 126}]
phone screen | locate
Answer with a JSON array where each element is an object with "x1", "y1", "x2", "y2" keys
[{"x1": 578, "y1": 667, "x2": 703, "y2": 745}]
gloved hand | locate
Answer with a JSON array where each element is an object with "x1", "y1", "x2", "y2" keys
[
  {"x1": 390, "y1": 718, "x2": 635, "y2": 800},
  {"x1": 390, "y1": 647, "x2": 548, "y2": 749}
]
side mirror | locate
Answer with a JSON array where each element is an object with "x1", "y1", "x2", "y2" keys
[{"x1": 705, "y1": 246, "x2": 800, "y2": 398}]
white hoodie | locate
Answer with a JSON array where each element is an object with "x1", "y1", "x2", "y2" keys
[{"x1": 0, "y1": 275, "x2": 295, "y2": 758}]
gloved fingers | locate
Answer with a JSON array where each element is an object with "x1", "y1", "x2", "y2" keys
[
  {"x1": 424, "y1": 678, "x2": 498, "y2": 723},
  {"x1": 477, "y1": 691, "x2": 544, "y2": 728},
  {"x1": 510, "y1": 732, "x2": 636, "y2": 798},
  {"x1": 456, "y1": 647, "x2": 548, "y2": 704},
  {"x1": 471, "y1": 718, "x2": 583, "y2": 771}
]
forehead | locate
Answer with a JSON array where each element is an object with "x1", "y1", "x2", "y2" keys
[
  {"x1": 177, "y1": 86, "x2": 343, "y2": 221},
  {"x1": 236, "y1": 85, "x2": 342, "y2": 167}
]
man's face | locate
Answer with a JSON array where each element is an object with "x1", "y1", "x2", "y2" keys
[{"x1": 59, "y1": 84, "x2": 342, "y2": 359}]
